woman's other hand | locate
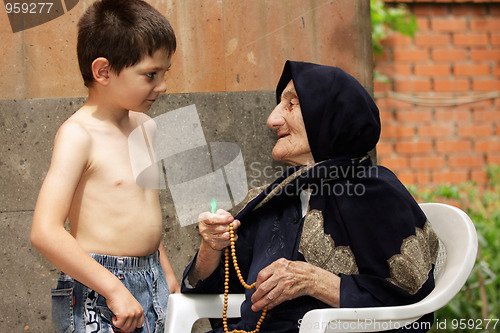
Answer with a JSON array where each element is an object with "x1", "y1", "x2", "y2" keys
[{"x1": 251, "y1": 258, "x2": 340, "y2": 311}]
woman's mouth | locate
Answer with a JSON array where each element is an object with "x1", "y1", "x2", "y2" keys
[{"x1": 278, "y1": 133, "x2": 290, "y2": 139}]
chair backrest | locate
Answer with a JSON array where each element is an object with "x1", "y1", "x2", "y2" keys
[
  {"x1": 432, "y1": 237, "x2": 447, "y2": 283},
  {"x1": 412, "y1": 203, "x2": 478, "y2": 312}
]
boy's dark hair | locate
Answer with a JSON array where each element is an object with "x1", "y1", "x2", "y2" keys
[{"x1": 77, "y1": 0, "x2": 176, "y2": 87}]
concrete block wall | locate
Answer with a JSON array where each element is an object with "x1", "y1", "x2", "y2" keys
[
  {"x1": 0, "y1": 1, "x2": 373, "y2": 331},
  {"x1": 376, "y1": 0, "x2": 500, "y2": 186}
]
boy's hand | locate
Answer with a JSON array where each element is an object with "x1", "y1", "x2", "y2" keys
[{"x1": 106, "y1": 289, "x2": 144, "y2": 333}]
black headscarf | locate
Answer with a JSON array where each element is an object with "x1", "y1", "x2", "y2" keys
[{"x1": 276, "y1": 61, "x2": 381, "y2": 162}]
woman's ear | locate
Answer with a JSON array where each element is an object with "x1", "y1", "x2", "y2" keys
[{"x1": 91, "y1": 57, "x2": 110, "y2": 86}]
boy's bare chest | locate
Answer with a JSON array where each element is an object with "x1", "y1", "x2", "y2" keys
[
  {"x1": 87, "y1": 132, "x2": 142, "y2": 186},
  {"x1": 82, "y1": 122, "x2": 159, "y2": 189}
]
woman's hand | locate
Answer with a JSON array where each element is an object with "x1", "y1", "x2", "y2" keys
[
  {"x1": 251, "y1": 258, "x2": 340, "y2": 311},
  {"x1": 251, "y1": 259, "x2": 310, "y2": 311},
  {"x1": 198, "y1": 209, "x2": 241, "y2": 251},
  {"x1": 187, "y1": 210, "x2": 241, "y2": 286}
]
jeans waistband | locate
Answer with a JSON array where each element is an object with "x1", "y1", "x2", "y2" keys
[{"x1": 89, "y1": 251, "x2": 159, "y2": 272}]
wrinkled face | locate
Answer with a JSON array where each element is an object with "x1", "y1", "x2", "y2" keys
[
  {"x1": 107, "y1": 49, "x2": 171, "y2": 113},
  {"x1": 267, "y1": 80, "x2": 314, "y2": 166}
]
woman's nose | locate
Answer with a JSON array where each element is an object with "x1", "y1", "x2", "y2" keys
[{"x1": 267, "y1": 104, "x2": 285, "y2": 129}]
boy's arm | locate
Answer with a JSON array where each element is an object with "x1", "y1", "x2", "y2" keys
[
  {"x1": 158, "y1": 242, "x2": 180, "y2": 293},
  {"x1": 30, "y1": 122, "x2": 144, "y2": 332}
]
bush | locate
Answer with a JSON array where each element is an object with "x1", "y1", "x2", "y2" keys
[
  {"x1": 370, "y1": 0, "x2": 418, "y2": 82},
  {"x1": 407, "y1": 165, "x2": 500, "y2": 332}
]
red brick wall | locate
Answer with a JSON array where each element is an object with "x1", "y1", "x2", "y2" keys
[{"x1": 375, "y1": 0, "x2": 500, "y2": 186}]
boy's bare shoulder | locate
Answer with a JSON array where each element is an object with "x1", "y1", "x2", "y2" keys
[
  {"x1": 54, "y1": 110, "x2": 93, "y2": 151},
  {"x1": 58, "y1": 114, "x2": 90, "y2": 136},
  {"x1": 46, "y1": 110, "x2": 94, "y2": 174}
]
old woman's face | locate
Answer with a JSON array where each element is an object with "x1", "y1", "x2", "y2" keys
[{"x1": 267, "y1": 80, "x2": 314, "y2": 166}]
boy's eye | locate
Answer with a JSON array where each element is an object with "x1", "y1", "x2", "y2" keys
[{"x1": 146, "y1": 72, "x2": 156, "y2": 79}]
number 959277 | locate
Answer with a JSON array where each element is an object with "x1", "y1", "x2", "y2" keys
[
  {"x1": 5, "y1": 2, "x2": 54, "y2": 14},
  {"x1": 451, "y1": 318, "x2": 498, "y2": 330}
]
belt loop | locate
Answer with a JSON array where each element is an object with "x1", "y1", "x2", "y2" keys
[{"x1": 117, "y1": 257, "x2": 124, "y2": 280}]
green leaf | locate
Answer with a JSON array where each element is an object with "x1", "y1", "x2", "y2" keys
[{"x1": 371, "y1": 0, "x2": 418, "y2": 81}]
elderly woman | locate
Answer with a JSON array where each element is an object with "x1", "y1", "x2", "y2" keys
[{"x1": 182, "y1": 61, "x2": 439, "y2": 333}]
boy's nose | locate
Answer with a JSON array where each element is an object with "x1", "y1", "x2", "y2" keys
[
  {"x1": 155, "y1": 79, "x2": 167, "y2": 94},
  {"x1": 267, "y1": 104, "x2": 285, "y2": 129}
]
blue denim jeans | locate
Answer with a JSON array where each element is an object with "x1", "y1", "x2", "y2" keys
[{"x1": 51, "y1": 252, "x2": 169, "y2": 333}]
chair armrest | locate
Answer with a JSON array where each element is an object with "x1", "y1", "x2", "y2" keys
[{"x1": 164, "y1": 293, "x2": 245, "y2": 333}]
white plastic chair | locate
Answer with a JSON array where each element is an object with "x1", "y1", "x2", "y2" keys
[{"x1": 164, "y1": 203, "x2": 478, "y2": 333}]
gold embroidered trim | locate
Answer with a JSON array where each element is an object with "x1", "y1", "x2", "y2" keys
[
  {"x1": 233, "y1": 157, "x2": 370, "y2": 216},
  {"x1": 299, "y1": 210, "x2": 359, "y2": 275},
  {"x1": 230, "y1": 185, "x2": 268, "y2": 217},
  {"x1": 386, "y1": 220, "x2": 439, "y2": 295},
  {"x1": 254, "y1": 164, "x2": 316, "y2": 211},
  {"x1": 230, "y1": 164, "x2": 318, "y2": 217}
]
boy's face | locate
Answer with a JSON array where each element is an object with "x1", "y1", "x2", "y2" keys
[{"x1": 107, "y1": 49, "x2": 172, "y2": 113}]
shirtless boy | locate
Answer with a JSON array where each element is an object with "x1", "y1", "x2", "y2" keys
[{"x1": 30, "y1": 1, "x2": 179, "y2": 332}]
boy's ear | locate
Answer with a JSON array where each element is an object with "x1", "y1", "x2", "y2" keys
[{"x1": 92, "y1": 57, "x2": 111, "y2": 86}]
